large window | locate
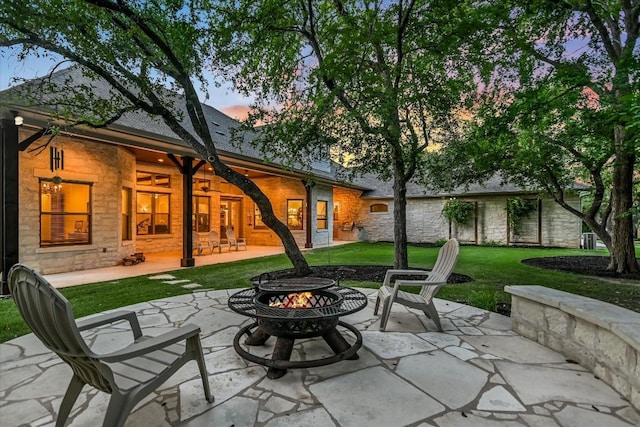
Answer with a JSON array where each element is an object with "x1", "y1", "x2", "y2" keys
[
  {"x1": 136, "y1": 192, "x2": 170, "y2": 234},
  {"x1": 317, "y1": 200, "x2": 328, "y2": 229},
  {"x1": 253, "y1": 203, "x2": 267, "y2": 229},
  {"x1": 121, "y1": 187, "x2": 132, "y2": 240},
  {"x1": 287, "y1": 199, "x2": 304, "y2": 230},
  {"x1": 193, "y1": 196, "x2": 210, "y2": 232},
  {"x1": 40, "y1": 179, "x2": 92, "y2": 246}
]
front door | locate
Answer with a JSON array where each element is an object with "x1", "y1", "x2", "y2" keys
[{"x1": 220, "y1": 198, "x2": 242, "y2": 240}]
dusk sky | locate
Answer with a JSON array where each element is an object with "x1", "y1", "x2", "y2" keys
[{"x1": 0, "y1": 46, "x2": 254, "y2": 121}]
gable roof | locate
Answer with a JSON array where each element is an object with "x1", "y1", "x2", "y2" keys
[
  {"x1": 355, "y1": 172, "x2": 590, "y2": 199},
  {"x1": 1, "y1": 65, "x2": 349, "y2": 185}
]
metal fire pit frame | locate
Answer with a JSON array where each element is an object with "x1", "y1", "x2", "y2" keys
[{"x1": 228, "y1": 285, "x2": 367, "y2": 378}]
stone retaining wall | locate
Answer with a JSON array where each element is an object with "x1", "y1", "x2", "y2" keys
[{"x1": 505, "y1": 285, "x2": 640, "y2": 411}]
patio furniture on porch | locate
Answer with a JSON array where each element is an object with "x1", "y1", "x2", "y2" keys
[
  {"x1": 193, "y1": 230, "x2": 209, "y2": 255},
  {"x1": 208, "y1": 230, "x2": 231, "y2": 253},
  {"x1": 374, "y1": 238, "x2": 459, "y2": 332},
  {"x1": 225, "y1": 226, "x2": 247, "y2": 251},
  {"x1": 8, "y1": 264, "x2": 214, "y2": 427}
]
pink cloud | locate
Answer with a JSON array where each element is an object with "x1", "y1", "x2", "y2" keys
[{"x1": 221, "y1": 104, "x2": 252, "y2": 121}]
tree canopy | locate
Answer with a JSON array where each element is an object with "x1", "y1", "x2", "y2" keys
[
  {"x1": 0, "y1": 0, "x2": 311, "y2": 275},
  {"x1": 208, "y1": 0, "x2": 488, "y2": 268},
  {"x1": 427, "y1": 0, "x2": 639, "y2": 272}
]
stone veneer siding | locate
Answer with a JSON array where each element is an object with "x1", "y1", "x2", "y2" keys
[
  {"x1": 18, "y1": 133, "x2": 136, "y2": 274},
  {"x1": 356, "y1": 195, "x2": 582, "y2": 248}
]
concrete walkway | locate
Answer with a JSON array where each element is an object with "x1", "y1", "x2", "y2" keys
[{"x1": 1, "y1": 282, "x2": 638, "y2": 426}]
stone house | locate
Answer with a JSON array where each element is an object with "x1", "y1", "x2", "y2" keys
[{"x1": 0, "y1": 67, "x2": 584, "y2": 279}]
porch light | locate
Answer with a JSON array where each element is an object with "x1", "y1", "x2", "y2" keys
[{"x1": 14, "y1": 115, "x2": 23, "y2": 126}]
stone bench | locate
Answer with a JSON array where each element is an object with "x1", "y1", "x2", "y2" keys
[{"x1": 505, "y1": 285, "x2": 640, "y2": 411}]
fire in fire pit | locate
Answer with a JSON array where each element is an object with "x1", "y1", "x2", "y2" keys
[
  {"x1": 268, "y1": 292, "x2": 313, "y2": 308},
  {"x1": 228, "y1": 278, "x2": 367, "y2": 379}
]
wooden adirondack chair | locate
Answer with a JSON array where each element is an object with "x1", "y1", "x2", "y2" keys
[
  {"x1": 8, "y1": 264, "x2": 214, "y2": 427},
  {"x1": 374, "y1": 238, "x2": 460, "y2": 332}
]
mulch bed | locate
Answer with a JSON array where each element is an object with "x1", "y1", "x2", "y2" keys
[
  {"x1": 253, "y1": 265, "x2": 473, "y2": 284},
  {"x1": 522, "y1": 256, "x2": 640, "y2": 281}
]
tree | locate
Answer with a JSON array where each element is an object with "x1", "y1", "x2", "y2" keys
[
  {"x1": 0, "y1": 0, "x2": 312, "y2": 275},
  {"x1": 209, "y1": 0, "x2": 484, "y2": 268},
  {"x1": 430, "y1": 0, "x2": 639, "y2": 272}
]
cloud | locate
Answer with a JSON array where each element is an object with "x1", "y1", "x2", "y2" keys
[{"x1": 221, "y1": 104, "x2": 252, "y2": 121}]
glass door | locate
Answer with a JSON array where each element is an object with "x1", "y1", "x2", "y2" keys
[{"x1": 220, "y1": 198, "x2": 242, "y2": 240}]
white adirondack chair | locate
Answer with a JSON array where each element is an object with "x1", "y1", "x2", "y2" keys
[{"x1": 374, "y1": 238, "x2": 460, "y2": 331}]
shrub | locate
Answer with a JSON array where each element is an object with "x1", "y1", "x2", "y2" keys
[
  {"x1": 442, "y1": 198, "x2": 474, "y2": 225},
  {"x1": 506, "y1": 198, "x2": 536, "y2": 235}
]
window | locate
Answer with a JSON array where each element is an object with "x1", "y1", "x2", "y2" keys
[
  {"x1": 40, "y1": 179, "x2": 91, "y2": 246},
  {"x1": 193, "y1": 196, "x2": 210, "y2": 232},
  {"x1": 253, "y1": 203, "x2": 267, "y2": 229},
  {"x1": 317, "y1": 200, "x2": 328, "y2": 229},
  {"x1": 136, "y1": 192, "x2": 170, "y2": 234},
  {"x1": 121, "y1": 187, "x2": 132, "y2": 240},
  {"x1": 370, "y1": 203, "x2": 389, "y2": 213},
  {"x1": 287, "y1": 199, "x2": 304, "y2": 230},
  {"x1": 136, "y1": 171, "x2": 170, "y2": 188}
]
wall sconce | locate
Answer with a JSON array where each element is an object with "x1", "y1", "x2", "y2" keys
[{"x1": 9, "y1": 110, "x2": 23, "y2": 126}]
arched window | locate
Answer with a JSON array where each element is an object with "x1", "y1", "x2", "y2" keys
[{"x1": 370, "y1": 203, "x2": 388, "y2": 213}]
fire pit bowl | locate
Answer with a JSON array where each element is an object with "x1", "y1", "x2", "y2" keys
[{"x1": 253, "y1": 289, "x2": 344, "y2": 338}]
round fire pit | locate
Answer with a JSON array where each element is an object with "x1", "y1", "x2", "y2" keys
[
  {"x1": 253, "y1": 289, "x2": 344, "y2": 338},
  {"x1": 228, "y1": 280, "x2": 368, "y2": 379}
]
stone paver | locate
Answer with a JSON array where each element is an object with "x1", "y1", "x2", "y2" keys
[{"x1": 0, "y1": 288, "x2": 638, "y2": 426}]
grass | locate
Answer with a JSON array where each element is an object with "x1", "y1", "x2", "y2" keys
[{"x1": 2, "y1": 242, "x2": 638, "y2": 344}]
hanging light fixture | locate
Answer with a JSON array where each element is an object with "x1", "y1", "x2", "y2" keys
[{"x1": 200, "y1": 165, "x2": 209, "y2": 192}]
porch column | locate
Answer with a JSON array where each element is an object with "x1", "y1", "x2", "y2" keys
[
  {"x1": 169, "y1": 155, "x2": 205, "y2": 267},
  {"x1": 181, "y1": 157, "x2": 195, "y2": 266},
  {"x1": 304, "y1": 181, "x2": 314, "y2": 248},
  {"x1": 0, "y1": 110, "x2": 19, "y2": 295}
]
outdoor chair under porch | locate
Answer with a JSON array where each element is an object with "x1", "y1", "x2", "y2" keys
[
  {"x1": 374, "y1": 238, "x2": 460, "y2": 332},
  {"x1": 8, "y1": 264, "x2": 214, "y2": 427}
]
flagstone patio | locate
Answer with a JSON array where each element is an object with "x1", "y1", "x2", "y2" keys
[{"x1": 1, "y1": 282, "x2": 638, "y2": 426}]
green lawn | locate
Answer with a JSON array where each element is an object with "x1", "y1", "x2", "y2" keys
[{"x1": 2, "y1": 242, "x2": 637, "y2": 344}]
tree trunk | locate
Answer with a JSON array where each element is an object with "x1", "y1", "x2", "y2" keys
[
  {"x1": 210, "y1": 157, "x2": 312, "y2": 276},
  {"x1": 393, "y1": 171, "x2": 409, "y2": 269},
  {"x1": 608, "y1": 130, "x2": 638, "y2": 273}
]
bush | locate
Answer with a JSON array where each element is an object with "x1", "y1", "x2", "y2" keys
[{"x1": 442, "y1": 198, "x2": 474, "y2": 225}]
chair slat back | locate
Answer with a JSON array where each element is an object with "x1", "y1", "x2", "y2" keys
[
  {"x1": 225, "y1": 227, "x2": 236, "y2": 243},
  {"x1": 9, "y1": 264, "x2": 113, "y2": 393},
  {"x1": 420, "y1": 239, "x2": 459, "y2": 297},
  {"x1": 209, "y1": 230, "x2": 220, "y2": 243}
]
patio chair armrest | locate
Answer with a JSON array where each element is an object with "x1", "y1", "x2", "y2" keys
[
  {"x1": 76, "y1": 310, "x2": 142, "y2": 339},
  {"x1": 383, "y1": 269, "x2": 430, "y2": 287},
  {"x1": 98, "y1": 323, "x2": 201, "y2": 363}
]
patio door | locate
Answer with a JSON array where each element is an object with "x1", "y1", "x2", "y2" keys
[{"x1": 220, "y1": 198, "x2": 242, "y2": 240}]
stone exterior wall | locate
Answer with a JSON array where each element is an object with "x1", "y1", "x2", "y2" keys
[
  {"x1": 506, "y1": 285, "x2": 640, "y2": 411},
  {"x1": 332, "y1": 187, "x2": 363, "y2": 241},
  {"x1": 18, "y1": 132, "x2": 136, "y2": 274},
  {"x1": 356, "y1": 195, "x2": 582, "y2": 248}
]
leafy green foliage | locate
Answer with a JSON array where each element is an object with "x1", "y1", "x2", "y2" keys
[
  {"x1": 506, "y1": 198, "x2": 536, "y2": 235},
  {"x1": 442, "y1": 198, "x2": 474, "y2": 225}
]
